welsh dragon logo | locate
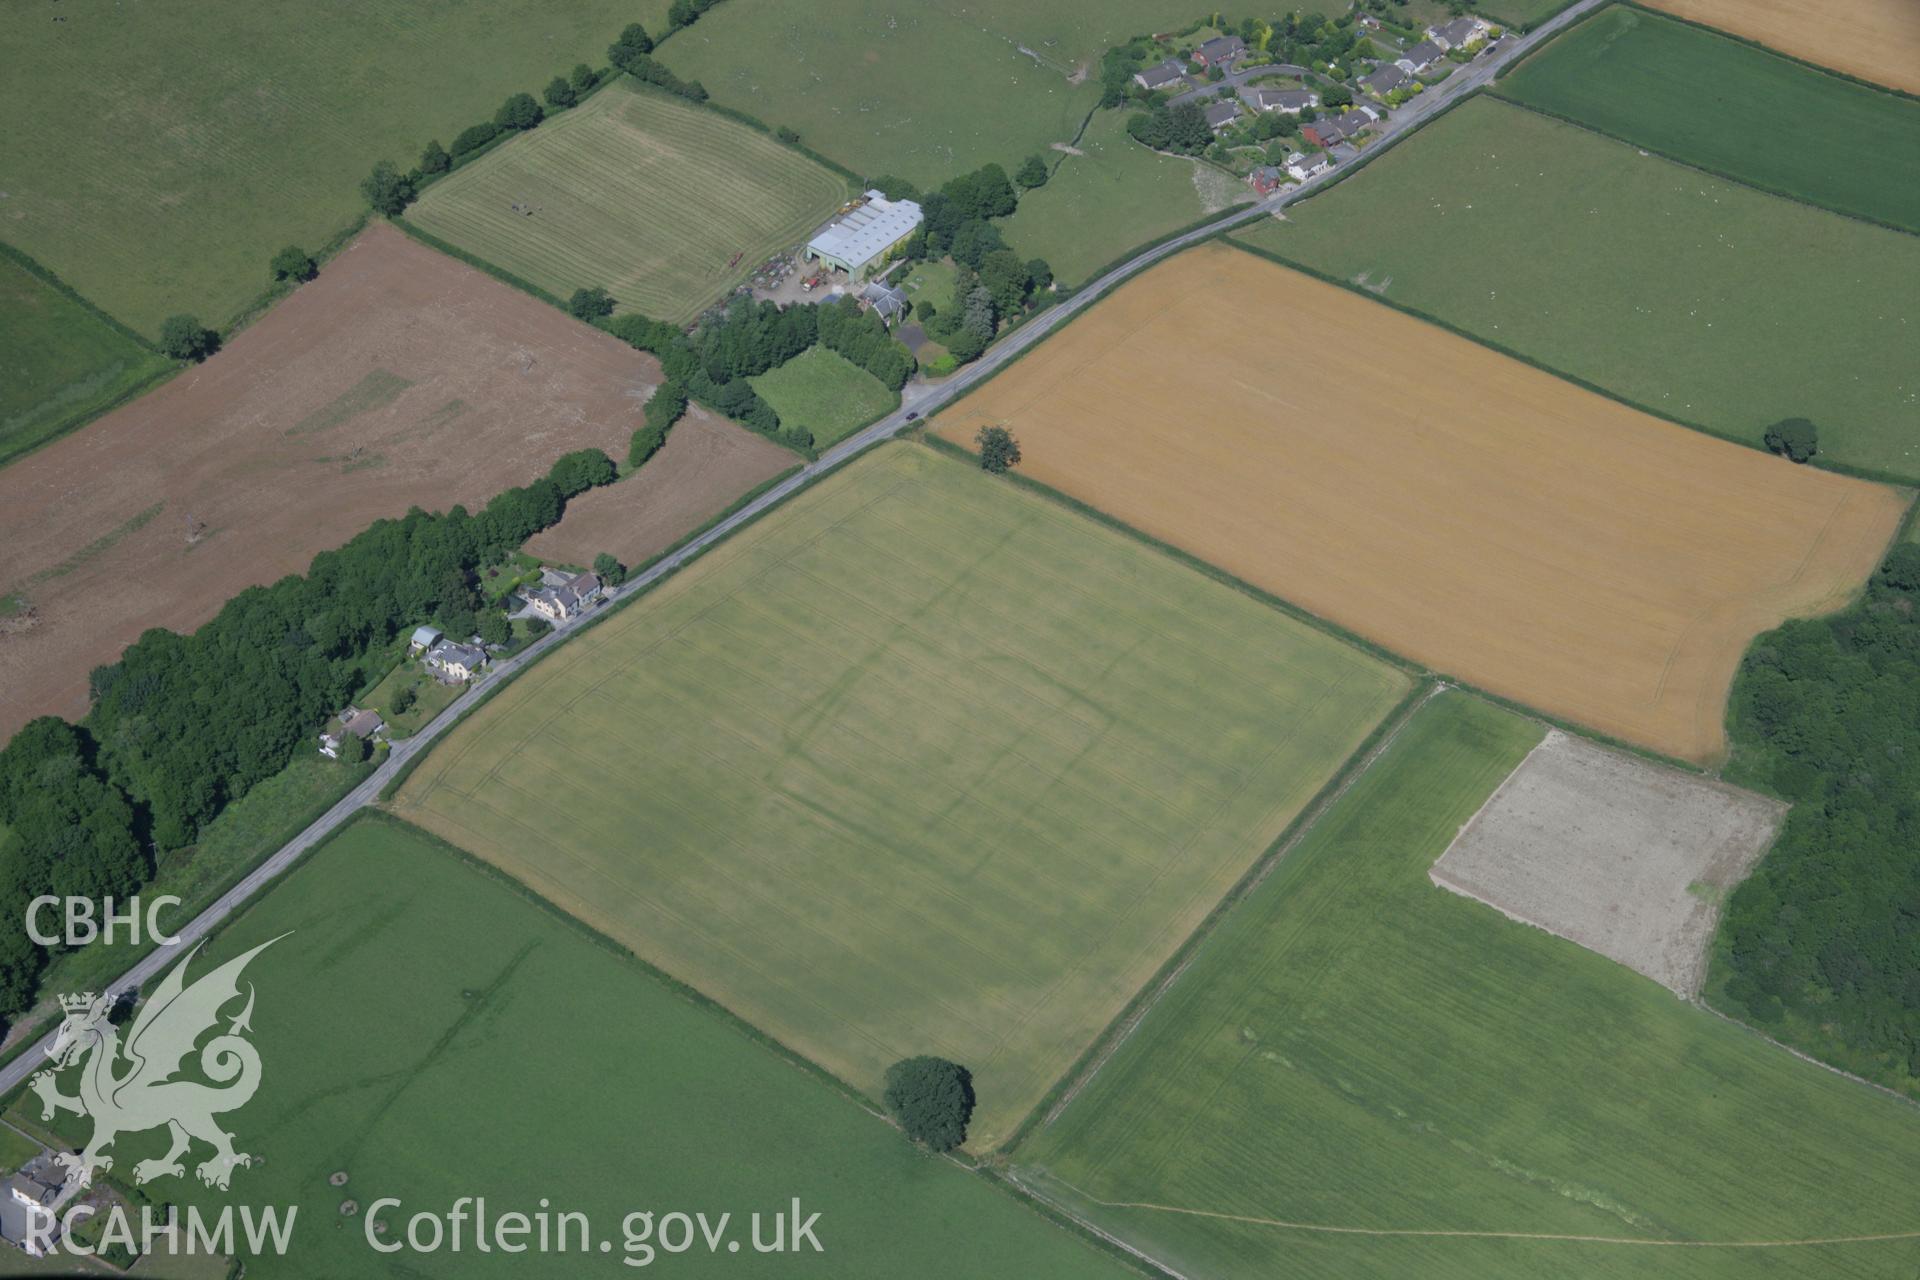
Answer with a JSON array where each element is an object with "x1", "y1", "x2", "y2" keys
[{"x1": 30, "y1": 937, "x2": 281, "y2": 1191}]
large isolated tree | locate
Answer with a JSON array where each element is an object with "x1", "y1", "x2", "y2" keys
[
  {"x1": 975, "y1": 425, "x2": 1021, "y2": 474},
  {"x1": 883, "y1": 1056, "x2": 975, "y2": 1152},
  {"x1": 1763, "y1": 417, "x2": 1818, "y2": 463}
]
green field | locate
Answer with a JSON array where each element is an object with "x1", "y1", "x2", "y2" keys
[
  {"x1": 411, "y1": 80, "x2": 851, "y2": 322},
  {"x1": 748, "y1": 345, "x2": 896, "y2": 448},
  {"x1": 7, "y1": 815, "x2": 1135, "y2": 1278},
  {"x1": 1498, "y1": 5, "x2": 1920, "y2": 231},
  {"x1": 664, "y1": 0, "x2": 1108, "y2": 187},
  {"x1": 1477, "y1": 0, "x2": 1579, "y2": 28},
  {"x1": 1021, "y1": 693, "x2": 1920, "y2": 1279},
  {"x1": 0, "y1": 253, "x2": 169, "y2": 468},
  {"x1": 1234, "y1": 97, "x2": 1920, "y2": 481},
  {"x1": 395, "y1": 444, "x2": 1409, "y2": 1147},
  {"x1": 1000, "y1": 110, "x2": 1244, "y2": 286},
  {"x1": 0, "y1": 0, "x2": 667, "y2": 337}
]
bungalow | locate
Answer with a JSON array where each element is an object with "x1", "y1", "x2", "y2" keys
[
  {"x1": 1193, "y1": 34, "x2": 1247, "y2": 67},
  {"x1": 425, "y1": 640, "x2": 488, "y2": 683},
  {"x1": 1360, "y1": 64, "x2": 1407, "y2": 98},
  {"x1": 409, "y1": 624, "x2": 443, "y2": 654},
  {"x1": 1284, "y1": 149, "x2": 1332, "y2": 181},
  {"x1": 1428, "y1": 16, "x2": 1492, "y2": 50},
  {"x1": 1248, "y1": 165, "x2": 1286, "y2": 194},
  {"x1": 319, "y1": 706, "x2": 385, "y2": 758},
  {"x1": 1397, "y1": 39, "x2": 1445, "y2": 73},
  {"x1": 862, "y1": 280, "x2": 908, "y2": 326},
  {"x1": 1203, "y1": 98, "x2": 1242, "y2": 131},
  {"x1": 528, "y1": 571, "x2": 603, "y2": 623},
  {"x1": 1133, "y1": 57, "x2": 1188, "y2": 91},
  {"x1": 1251, "y1": 87, "x2": 1319, "y2": 114},
  {"x1": 1301, "y1": 105, "x2": 1380, "y2": 148}
]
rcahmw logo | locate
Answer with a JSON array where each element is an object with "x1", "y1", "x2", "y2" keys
[{"x1": 24, "y1": 938, "x2": 299, "y2": 1259}]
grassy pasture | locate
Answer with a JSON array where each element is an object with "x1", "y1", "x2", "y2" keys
[
  {"x1": 0, "y1": 254, "x2": 169, "y2": 469},
  {"x1": 1498, "y1": 5, "x2": 1920, "y2": 231},
  {"x1": 6, "y1": 815, "x2": 1135, "y2": 1278},
  {"x1": 395, "y1": 444, "x2": 1409, "y2": 1147},
  {"x1": 999, "y1": 110, "x2": 1241, "y2": 286},
  {"x1": 661, "y1": 0, "x2": 1108, "y2": 187},
  {"x1": 748, "y1": 345, "x2": 896, "y2": 448},
  {"x1": 1022, "y1": 693, "x2": 1920, "y2": 1280},
  {"x1": 0, "y1": 0, "x2": 667, "y2": 336},
  {"x1": 410, "y1": 80, "x2": 851, "y2": 323},
  {"x1": 1236, "y1": 97, "x2": 1920, "y2": 481}
]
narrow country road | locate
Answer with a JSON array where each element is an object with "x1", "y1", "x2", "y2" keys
[{"x1": 0, "y1": 0, "x2": 1602, "y2": 1097}]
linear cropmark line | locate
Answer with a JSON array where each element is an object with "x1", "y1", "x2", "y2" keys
[{"x1": 1062, "y1": 1184, "x2": 1920, "y2": 1249}]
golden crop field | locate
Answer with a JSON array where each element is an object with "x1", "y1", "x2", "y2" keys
[
  {"x1": 1645, "y1": 0, "x2": 1920, "y2": 94},
  {"x1": 937, "y1": 244, "x2": 1909, "y2": 763}
]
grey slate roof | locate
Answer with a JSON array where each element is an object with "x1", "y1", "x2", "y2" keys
[
  {"x1": 1361, "y1": 65, "x2": 1406, "y2": 95},
  {"x1": 1405, "y1": 39, "x2": 1445, "y2": 67},
  {"x1": 1197, "y1": 35, "x2": 1247, "y2": 64},
  {"x1": 1135, "y1": 58, "x2": 1187, "y2": 88},
  {"x1": 1437, "y1": 17, "x2": 1484, "y2": 46},
  {"x1": 1254, "y1": 88, "x2": 1319, "y2": 111},
  {"x1": 1203, "y1": 98, "x2": 1241, "y2": 129}
]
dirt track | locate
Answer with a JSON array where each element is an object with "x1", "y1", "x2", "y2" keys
[
  {"x1": 0, "y1": 223, "x2": 655, "y2": 741},
  {"x1": 936, "y1": 244, "x2": 1909, "y2": 762},
  {"x1": 524, "y1": 406, "x2": 795, "y2": 569},
  {"x1": 1645, "y1": 0, "x2": 1920, "y2": 94}
]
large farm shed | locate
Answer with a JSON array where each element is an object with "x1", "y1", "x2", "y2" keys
[{"x1": 805, "y1": 191, "x2": 925, "y2": 277}]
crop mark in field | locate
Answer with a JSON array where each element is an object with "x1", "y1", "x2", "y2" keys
[
  {"x1": 4, "y1": 501, "x2": 165, "y2": 602},
  {"x1": 1043, "y1": 1179, "x2": 1920, "y2": 1249},
  {"x1": 285, "y1": 367, "x2": 413, "y2": 436}
]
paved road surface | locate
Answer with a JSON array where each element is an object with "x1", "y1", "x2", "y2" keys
[{"x1": 0, "y1": 0, "x2": 1602, "y2": 1097}]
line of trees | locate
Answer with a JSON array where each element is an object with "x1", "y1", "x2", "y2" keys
[
  {"x1": 0, "y1": 450, "x2": 618, "y2": 1022},
  {"x1": 1715, "y1": 543, "x2": 1920, "y2": 1087}
]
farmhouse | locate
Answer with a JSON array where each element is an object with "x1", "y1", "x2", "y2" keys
[
  {"x1": 1398, "y1": 40, "x2": 1446, "y2": 73},
  {"x1": 805, "y1": 191, "x2": 925, "y2": 279},
  {"x1": 1252, "y1": 87, "x2": 1320, "y2": 114},
  {"x1": 0, "y1": 1157, "x2": 70, "y2": 1258},
  {"x1": 528, "y1": 570, "x2": 603, "y2": 623},
  {"x1": 1194, "y1": 35, "x2": 1247, "y2": 67},
  {"x1": 319, "y1": 706, "x2": 385, "y2": 758},
  {"x1": 1203, "y1": 99, "x2": 1242, "y2": 131},
  {"x1": 1249, "y1": 165, "x2": 1286, "y2": 194},
  {"x1": 1428, "y1": 16, "x2": 1493, "y2": 50},
  {"x1": 1133, "y1": 57, "x2": 1188, "y2": 90},
  {"x1": 862, "y1": 280, "x2": 908, "y2": 326},
  {"x1": 425, "y1": 640, "x2": 488, "y2": 682},
  {"x1": 1286, "y1": 149, "x2": 1332, "y2": 181},
  {"x1": 1361, "y1": 64, "x2": 1407, "y2": 98}
]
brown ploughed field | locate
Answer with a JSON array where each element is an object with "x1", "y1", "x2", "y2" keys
[
  {"x1": 936, "y1": 243, "x2": 1908, "y2": 763},
  {"x1": 523, "y1": 406, "x2": 795, "y2": 570},
  {"x1": 1645, "y1": 0, "x2": 1920, "y2": 93},
  {"x1": 0, "y1": 223, "x2": 655, "y2": 740}
]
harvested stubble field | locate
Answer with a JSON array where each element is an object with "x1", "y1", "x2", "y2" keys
[
  {"x1": 0, "y1": 224, "x2": 652, "y2": 741},
  {"x1": 1645, "y1": 0, "x2": 1920, "y2": 94},
  {"x1": 661, "y1": 0, "x2": 1108, "y2": 187},
  {"x1": 1498, "y1": 4, "x2": 1920, "y2": 232},
  {"x1": 1020, "y1": 694, "x2": 1920, "y2": 1280},
  {"x1": 524, "y1": 405, "x2": 795, "y2": 568},
  {"x1": 395, "y1": 444, "x2": 1409, "y2": 1147},
  {"x1": 936, "y1": 243, "x2": 1908, "y2": 763},
  {"x1": 4, "y1": 814, "x2": 1136, "y2": 1278},
  {"x1": 0, "y1": 253, "x2": 169, "y2": 469},
  {"x1": 1234, "y1": 98, "x2": 1920, "y2": 481},
  {"x1": 0, "y1": 0, "x2": 668, "y2": 335},
  {"x1": 1430, "y1": 729, "x2": 1785, "y2": 996},
  {"x1": 409, "y1": 80, "x2": 852, "y2": 323}
]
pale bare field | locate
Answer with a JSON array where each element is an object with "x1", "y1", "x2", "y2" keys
[
  {"x1": 1430, "y1": 729, "x2": 1785, "y2": 996},
  {"x1": 936, "y1": 244, "x2": 1909, "y2": 762},
  {"x1": 1645, "y1": 0, "x2": 1920, "y2": 93}
]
